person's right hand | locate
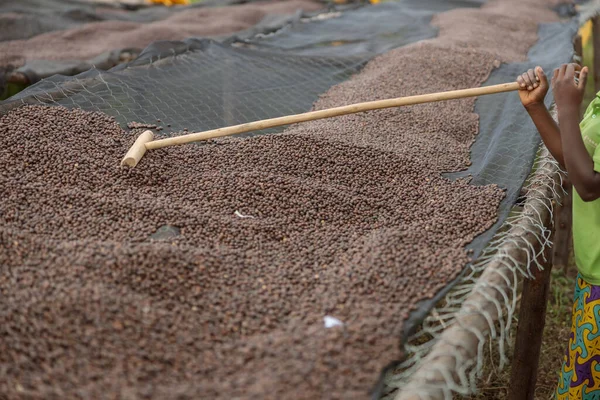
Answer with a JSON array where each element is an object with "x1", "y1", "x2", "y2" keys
[{"x1": 517, "y1": 66, "x2": 549, "y2": 109}]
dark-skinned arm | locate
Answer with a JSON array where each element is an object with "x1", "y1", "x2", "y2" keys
[
  {"x1": 517, "y1": 66, "x2": 565, "y2": 168},
  {"x1": 554, "y1": 63, "x2": 600, "y2": 202},
  {"x1": 525, "y1": 103, "x2": 565, "y2": 168}
]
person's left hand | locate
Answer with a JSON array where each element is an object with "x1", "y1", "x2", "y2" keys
[{"x1": 552, "y1": 63, "x2": 588, "y2": 112}]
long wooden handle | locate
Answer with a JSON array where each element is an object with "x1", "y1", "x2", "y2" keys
[{"x1": 145, "y1": 82, "x2": 521, "y2": 150}]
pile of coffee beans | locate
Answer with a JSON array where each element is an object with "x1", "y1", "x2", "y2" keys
[{"x1": 0, "y1": 0, "x2": 558, "y2": 397}]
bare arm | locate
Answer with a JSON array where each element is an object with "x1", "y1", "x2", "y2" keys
[
  {"x1": 517, "y1": 67, "x2": 565, "y2": 168},
  {"x1": 525, "y1": 103, "x2": 565, "y2": 168}
]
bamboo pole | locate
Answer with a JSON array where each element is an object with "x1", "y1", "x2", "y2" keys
[
  {"x1": 145, "y1": 82, "x2": 521, "y2": 150},
  {"x1": 121, "y1": 82, "x2": 522, "y2": 167}
]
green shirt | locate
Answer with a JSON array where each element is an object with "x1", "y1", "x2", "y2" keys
[{"x1": 573, "y1": 94, "x2": 600, "y2": 285}]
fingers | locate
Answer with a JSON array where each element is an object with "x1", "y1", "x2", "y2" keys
[
  {"x1": 579, "y1": 66, "x2": 589, "y2": 90},
  {"x1": 517, "y1": 72, "x2": 533, "y2": 90},
  {"x1": 520, "y1": 71, "x2": 534, "y2": 90},
  {"x1": 522, "y1": 64, "x2": 576, "y2": 92},
  {"x1": 566, "y1": 63, "x2": 575, "y2": 78},
  {"x1": 536, "y1": 66, "x2": 548, "y2": 87},
  {"x1": 566, "y1": 63, "x2": 583, "y2": 88},
  {"x1": 555, "y1": 63, "x2": 585, "y2": 86},
  {"x1": 558, "y1": 63, "x2": 568, "y2": 79},
  {"x1": 527, "y1": 69, "x2": 539, "y2": 88}
]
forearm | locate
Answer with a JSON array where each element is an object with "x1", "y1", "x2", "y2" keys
[
  {"x1": 558, "y1": 105, "x2": 600, "y2": 201},
  {"x1": 526, "y1": 103, "x2": 565, "y2": 168}
]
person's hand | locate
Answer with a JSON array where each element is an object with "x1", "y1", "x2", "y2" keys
[
  {"x1": 552, "y1": 63, "x2": 588, "y2": 112},
  {"x1": 517, "y1": 66, "x2": 549, "y2": 109}
]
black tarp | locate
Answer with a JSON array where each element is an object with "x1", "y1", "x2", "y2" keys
[{"x1": 239, "y1": 0, "x2": 486, "y2": 56}]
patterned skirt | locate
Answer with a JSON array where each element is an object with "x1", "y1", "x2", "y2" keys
[{"x1": 556, "y1": 274, "x2": 600, "y2": 399}]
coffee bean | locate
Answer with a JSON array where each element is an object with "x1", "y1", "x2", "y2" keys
[{"x1": 0, "y1": 0, "x2": 551, "y2": 395}]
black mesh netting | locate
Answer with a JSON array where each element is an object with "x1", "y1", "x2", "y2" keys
[
  {"x1": 405, "y1": 20, "x2": 578, "y2": 338},
  {"x1": 0, "y1": 40, "x2": 369, "y2": 132},
  {"x1": 0, "y1": 1, "x2": 578, "y2": 396},
  {"x1": 0, "y1": 0, "x2": 486, "y2": 128}
]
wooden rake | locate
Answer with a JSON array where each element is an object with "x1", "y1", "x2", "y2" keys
[{"x1": 121, "y1": 82, "x2": 521, "y2": 167}]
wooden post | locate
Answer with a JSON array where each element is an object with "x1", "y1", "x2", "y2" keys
[
  {"x1": 593, "y1": 16, "x2": 600, "y2": 94},
  {"x1": 552, "y1": 179, "x2": 573, "y2": 271},
  {"x1": 507, "y1": 242, "x2": 553, "y2": 400}
]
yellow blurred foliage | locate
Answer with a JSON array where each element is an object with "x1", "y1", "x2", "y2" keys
[
  {"x1": 580, "y1": 19, "x2": 592, "y2": 46},
  {"x1": 148, "y1": 0, "x2": 189, "y2": 5}
]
